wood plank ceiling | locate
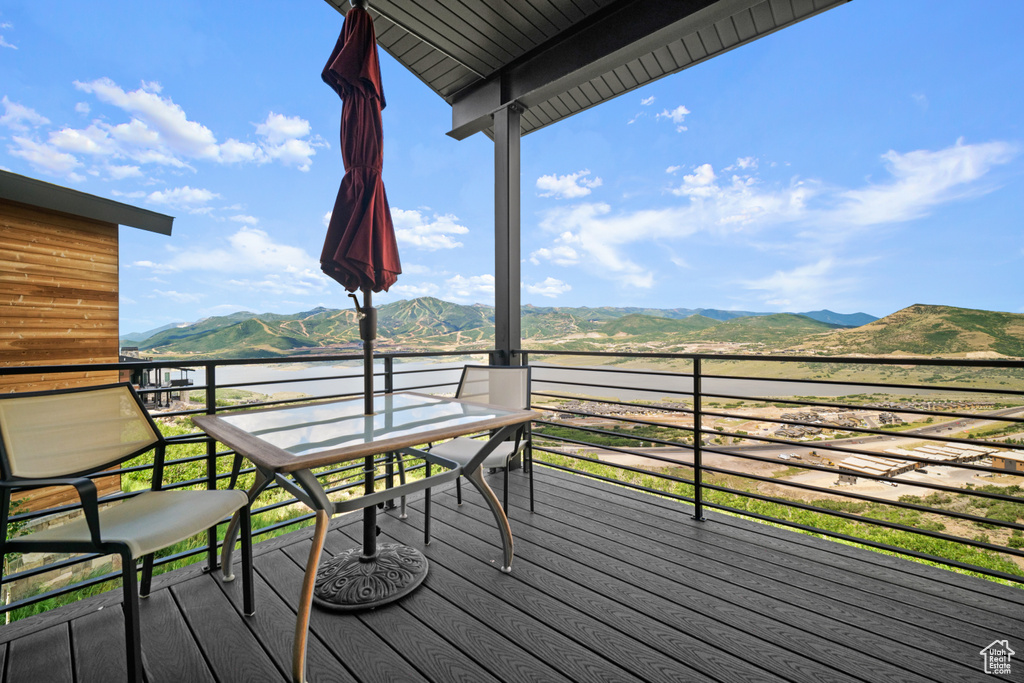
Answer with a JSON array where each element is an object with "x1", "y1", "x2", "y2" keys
[{"x1": 322, "y1": 0, "x2": 850, "y2": 139}]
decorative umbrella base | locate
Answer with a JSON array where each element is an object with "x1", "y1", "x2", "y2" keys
[{"x1": 313, "y1": 543, "x2": 428, "y2": 611}]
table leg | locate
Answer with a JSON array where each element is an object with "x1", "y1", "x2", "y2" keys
[
  {"x1": 222, "y1": 467, "x2": 272, "y2": 582},
  {"x1": 464, "y1": 466, "x2": 515, "y2": 572},
  {"x1": 293, "y1": 509, "x2": 330, "y2": 683}
]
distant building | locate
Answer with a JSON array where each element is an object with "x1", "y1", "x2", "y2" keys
[{"x1": 992, "y1": 451, "x2": 1024, "y2": 473}]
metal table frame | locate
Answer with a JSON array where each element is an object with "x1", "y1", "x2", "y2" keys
[{"x1": 192, "y1": 392, "x2": 533, "y2": 683}]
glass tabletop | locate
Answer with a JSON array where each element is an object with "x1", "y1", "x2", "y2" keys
[{"x1": 213, "y1": 392, "x2": 515, "y2": 461}]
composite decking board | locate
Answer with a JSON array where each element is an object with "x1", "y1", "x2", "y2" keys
[
  {"x1": 539, "y1": 464, "x2": 1024, "y2": 610},
  {"x1": 331, "y1": 521, "x2": 647, "y2": 683},
  {"x1": 137, "y1": 589, "x2": 215, "y2": 683},
  {"x1": 3, "y1": 469, "x2": 1023, "y2": 682},
  {"x1": 308, "y1": 537, "x2": 505, "y2": 683},
  {"x1": 418, "y1": 495, "x2": 906, "y2": 683},
  {"x1": 541, "y1": 466, "x2": 1024, "y2": 621},
  {"x1": 361, "y1": 509, "x2": 707, "y2": 683},
  {"x1": 376, "y1": 502, "x2": 782, "y2": 683},
  {"x1": 328, "y1": 525, "x2": 600, "y2": 683},
  {"x1": 70, "y1": 605, "x2": 128, "y2": 683},
  {"x1": 440, "y1": 483, "x2": 973, "y2": 683},
  {"x1": 496, "y1": 475, "x2": 1014, "y2": 666},
  {"x1": 214, "y1": 554, "x2": 355, "y2": 683},
  {"x1": 261, "y1": 546, "x2": 430, "y2": 683},
  {"x1": 5, "y1": 623, "x2": 73, "y2": 683},
  {"x1": 171, "y1": 574, "x2": 283, "y2": 683}
]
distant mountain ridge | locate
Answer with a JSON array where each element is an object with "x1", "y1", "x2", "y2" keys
[{"x1": 121, "y1": 299, "x2": 1023, "y2": 360}]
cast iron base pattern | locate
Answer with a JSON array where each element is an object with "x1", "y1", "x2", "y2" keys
[{"x1": 312, "y1": 543, "x2": 428, "y2": 612}]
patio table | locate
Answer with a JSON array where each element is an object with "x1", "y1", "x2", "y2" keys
[{"x1": 192, "y1": 391, "x2": 533, "y2": 683}]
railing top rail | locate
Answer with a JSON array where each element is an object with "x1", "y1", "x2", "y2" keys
[{"x1": 520, "y1": 348, "x2": 1024, "y2": 368}]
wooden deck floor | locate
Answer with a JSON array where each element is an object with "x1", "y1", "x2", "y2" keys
[{"x1": 1, "y1": 467, "x2": 1022, "y2": 682}]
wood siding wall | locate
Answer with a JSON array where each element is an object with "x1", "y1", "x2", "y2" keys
[
  {"x1": 0, "y1": 199, "x2": 122, "y2": 510},
  {"x1": 0, "y1": 199, "x2": 120, "y2": 392}
]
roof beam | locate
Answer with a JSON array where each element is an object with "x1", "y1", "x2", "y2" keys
[{"x1": 448, "y1": 0, "x2": 732, "y2": 140}]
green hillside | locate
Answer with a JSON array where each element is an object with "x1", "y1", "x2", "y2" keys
[
  {"x1": 815, "y1": 304, "x2": 1024, "y2": 356},
  {"x1": 128, "y1": 298, "x2": 1021, "y2": 359},
  {"x1": 684, "y1": 313, "x2": 842, "y2": 345},
  {"x1": 600, "y1": 313, "x2": 719, "y2": 337}
]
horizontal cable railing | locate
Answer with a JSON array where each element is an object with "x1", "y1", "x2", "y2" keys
[
  {"x1": 0, "y1": 350, "x2": 493, "y2": 618},
  {"x1": 520, "y1": 349, "x2": 1024, "y2": 586},
  {"x1": 3, "y1": 347, "x2": 1023, "y2": 619}
]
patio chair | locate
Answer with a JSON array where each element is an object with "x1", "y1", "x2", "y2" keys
[
  {"x1": 424, "y1": 365, "x2": 533, "y2": 542},
  {"x1": 0, "y1": 382, "x2": 253, "y2": 683}
]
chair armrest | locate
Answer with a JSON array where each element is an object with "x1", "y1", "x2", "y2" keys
[{"x1": 0, "y1": 477, "x2": 103, "y2": 546}]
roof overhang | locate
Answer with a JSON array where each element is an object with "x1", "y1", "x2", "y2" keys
[
  {"x1": 323, "y1": 0, "x2": 850, "y2": 140},
  {"x1": 0, "y1": 170, "x2": 174, "y2": 236}
]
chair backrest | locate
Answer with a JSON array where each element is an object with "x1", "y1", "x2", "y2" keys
[
  {"x1": 0, "y1": 383, "x2": 161, "y2": 480},
  {"x1": 456, "y1": 365, "x2": 530, "y2": 411}
]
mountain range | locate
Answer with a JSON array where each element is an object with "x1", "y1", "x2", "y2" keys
[{"x1": 120, "y1": 298, "x2": 1024, "y2": 359}]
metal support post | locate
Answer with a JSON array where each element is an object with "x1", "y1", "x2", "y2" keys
[{"x1": 494, "y1": 102, "x2": 521, "y2": 368}]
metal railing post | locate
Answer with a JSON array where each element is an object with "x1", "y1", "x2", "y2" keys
[
  {"x1": 204, "y1": 362, "x2": 219, "y2": 571},
  {"x1": 692, "y1": 358, "x2": 705, "y2": 521},
  {"x1": 384, "y1": 356, "x2": 396, "y2": 506}
]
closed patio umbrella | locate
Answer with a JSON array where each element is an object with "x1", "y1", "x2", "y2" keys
[
  {"x1": 321, "y1": 0, "x2": 400, "y2": 415},
  {"x1": 314, "y1": 0, "x2": 419, "y2": 616}
]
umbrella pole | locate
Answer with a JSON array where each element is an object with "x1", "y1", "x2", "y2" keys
[{"x1": 360, "y1": 287, "x2": 375, "y2": 415}]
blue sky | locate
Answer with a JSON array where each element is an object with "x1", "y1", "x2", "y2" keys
[{"x1": 1, "y1": 1, "x2": 1022, "y2": 335}]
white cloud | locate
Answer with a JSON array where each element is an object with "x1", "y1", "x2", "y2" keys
[
  {"x1": 391, "y1": 208, "x2": 469, "y2": 250},
  {"x1": 536, "y1": 169, "x2": 603, "y2": 199},
  {"x1": 151, "y1": 289, "x2": 204, "y2": 304},
  {"x1": 75, "y1": 78, "x2": 222, "y2": 160},
  {"x1": 145, "y1": 186, "x2": 219, "y2": 211},
  {"x1": 8, "y1": 136, "x2": 81, "y2": 177},
  {"x1": 529, "y1": 243, "x2": 579, "y2": 267},
  {"x1": 143, "y1": 227, "x2": 331, "y2": 297},
  {"x1": 665, "y1": 165, "x2": 681, "y2": 175},
  {"x1": 525, "y1": 277, "x2": 571, "y2": 298},
  {"x1": 11, "y1": 78, "x2": 323, "y2": 179},
  {"x1": 255, "y1": 112, "x2": 325, "y2": 171},
  {"x1": 741, "y1": 257, "x2": 862, "y2": 309},
  {"x1": 0, "y1": 35, "x2": 16, "y2": 50},
  {"x1": 0, "y1": 97, "x2": 50, "y2": 132},
  {"x1": 529, "y1": 139, "x2": 1016, "y2": 292},
  {"x1": 656, "y1": 105, "x2": 690, "y2": 132},
  {"x1": 230, "y1": 214, "x2": 259, "y2": 225},
  {"x1": 390, "y1": 282, "x2": 440, "y2": 298},
  {"x1": 641, "y1": 96, "x2": 655, "y2": 106},
  {"x1": 105, "y1": 164, "x2": 143, "y2": 180},
  {"x1": 445, "y1": 274, "x2": 494, "y2": 302},
  {"x1": 322, "y1": 211, "x2": 332, "y2": 228},
  {"x1": 826, "y1": 139, "x2": 1017, "y2": 227}
]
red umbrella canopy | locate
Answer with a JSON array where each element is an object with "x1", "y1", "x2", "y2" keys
[{"x1": 321, "y1": 6, "x2": 401, "y2": 293}]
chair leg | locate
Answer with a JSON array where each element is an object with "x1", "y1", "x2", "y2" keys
[
  {"x1": 121, "y1": 550, "x2": 144, "y2": 683},
  {"x1": 503, "y1": 466, "x2": 509, "y2": 514},
  {"x1": 424, "y1": 462, "x2": 432, "y2": 546},
  {"x1": 456, "y1": 477, "x2": 462, "y2": 505},
  {"x1": 397, "y1": 456, "x2": 408, "y2": 519},
  {"x1": 240, "y1": 505, "x2": 255, "y2": 616},
  {"x1": 140, "y1": 554, "x2": 154, "y2": 598},
  {"x1": 528, "y1": 444, "x2": 535, "y2": 512}
]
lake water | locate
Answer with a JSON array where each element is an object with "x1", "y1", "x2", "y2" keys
[{"x1": 184, "y1": 360, "x2": 937, "y2": 403}]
